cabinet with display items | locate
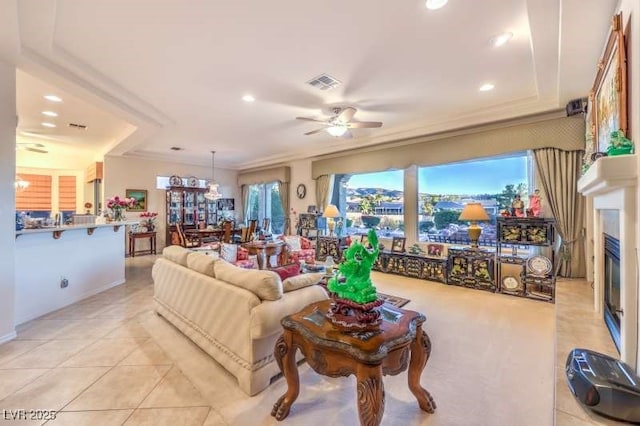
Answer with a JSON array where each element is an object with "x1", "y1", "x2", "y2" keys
[
  {"x1": 447, "y1": 247, "x2": 496, "y2": 292},
  {"x1": 165, "y1": 186, "x2": 234, "y2": 246},
  {"x1": 374, "y1": 251, "x2": 447, "y2": 284},
  {"x1": 496, "y1": 217, "x2": 556, "y2": 302},
  {"x1": 315, "y1": 236, "x2": 349, "y2": 262}
]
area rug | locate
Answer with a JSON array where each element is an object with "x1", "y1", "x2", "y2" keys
[{"x1": 377, "y1": 292, "x2": 410, "y2": 308}]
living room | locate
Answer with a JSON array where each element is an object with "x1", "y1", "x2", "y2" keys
[{"x1": 2, "y1": 0, "x2": 640, "y2": 425}]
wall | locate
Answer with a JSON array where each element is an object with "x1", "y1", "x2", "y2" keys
[
  {"x1": 0, "y1": 61, "x2": 16, "y2": 342},
  {"x1": 104, "y1": 155, "x2": 239, "y2": 251},
  {"x1": 288, "y1": 158, "x2": 316, "y2": 218}
]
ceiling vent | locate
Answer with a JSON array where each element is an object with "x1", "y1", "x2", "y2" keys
[
  {"x1": 306, "y1": 73, "x2": 341, "y2": 91},
  {"x1": 170, "y1": 146, "x2": 183, "y2": 151},
  {"x1": 68, "y1": 122, "x2": 88, "y2": 130}
]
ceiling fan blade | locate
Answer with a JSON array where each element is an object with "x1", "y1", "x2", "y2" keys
[
  {"x1": 336, "y1": 107, "x2": 357, "y2": 123},
  {"x1": 347, "y1": 121, "x2": 383, "y2": 129},
  {"x1": 304, "y1": 128, "x2": 326, "y2": 136},
  {"x1": 342, "y1": 129, "x2": 353, "y2": 139},
  {"x1": 25, "y1": 147, "x2": 48, "y2": 153},
  {"x1": 296, "y1": 117, "x2": 329, "y2": 124}
]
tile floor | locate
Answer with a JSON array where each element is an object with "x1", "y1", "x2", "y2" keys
[{"x1": 0, "y1": 255, "x2": 560, "y2": 425}]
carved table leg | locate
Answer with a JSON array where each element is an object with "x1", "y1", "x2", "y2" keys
[
  {"x1": 271, "y1": 332, "x2": 300, "y2": 421},
  {"x1": 356, "y1": 364, "x2": 385, "y2": 426},
  {"x1": 408, "y1": 326, "x2": 436, "y2": 413}
]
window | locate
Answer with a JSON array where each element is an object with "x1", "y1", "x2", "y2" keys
[
  {"x1": 156, "y1": 176, "x2": 207, "y2": 189},
  {"x1": 342, "y1": 170, "x2": 404, "y2": 238},
  {"x1": 417, "y1": 153, "x2": 531, "y2": 244},
  {"x1": 16, "y1": 173, "x2": 52, "y2": 215},
  {"x1": 58, "y1": 175, "x2": 77, "y2": 214},
  {"x1": 246, "y1": 182, "x2": 285, "y2": 234}
]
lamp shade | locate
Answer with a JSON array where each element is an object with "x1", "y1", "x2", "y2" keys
[
  {"x1": 323, "y1": 204, "x2": 340, "y2": 218},
  {"x1": 458, "y1": 203, "x2": 490, "y2": 221}
]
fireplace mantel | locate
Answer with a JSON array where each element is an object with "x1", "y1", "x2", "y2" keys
[{"x1": 577, "y1": 154, "x2": 637, "y2": 196}]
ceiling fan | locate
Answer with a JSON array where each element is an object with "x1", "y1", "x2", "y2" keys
[
  {"x1": 16, "y1": 142, "x2": 48, "y2": 154},
  {"x1": 296, "y1": 107, "x2": 382, "y2": 139}
]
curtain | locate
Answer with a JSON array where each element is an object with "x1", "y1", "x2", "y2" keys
[
  {"x1": 241, "y1": 184, "x2": 250, "y2": 224},
  {"x1": 278, "y1": 181, "x2": 290, "y2": 233},
  {"x1": 315, "y1": 174, "x2": 332, "y2": 212},
  {"x1": 533, "y1": 148, "x2": 585, "y2": 277}
]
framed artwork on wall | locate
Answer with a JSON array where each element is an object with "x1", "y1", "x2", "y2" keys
[
  {"x1": 126, "y1": 189, "x2": 147, "y2": 212},
  {"x1": 592, "y1": 12, "x2": 627, "y2": 154}
]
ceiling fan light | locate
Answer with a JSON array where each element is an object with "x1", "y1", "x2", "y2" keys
[
  {"x1": 425, "y1": 0, "x2": 448, "y2": 10},
  {"x1": 327, "y1": 126, "x2": 348, "y2": 137}
]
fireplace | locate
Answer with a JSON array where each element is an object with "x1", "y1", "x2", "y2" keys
[{"x1": 603, "y1": 234, "x2": 621, "y2": 352}]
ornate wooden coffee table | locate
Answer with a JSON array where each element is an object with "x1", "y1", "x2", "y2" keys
[{"x1": 271, "y1": 299, "x2": 436, "y2": 426}]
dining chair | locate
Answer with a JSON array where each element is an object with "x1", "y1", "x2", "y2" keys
[
  {"x1": 262, "y1": 217, "x2": 270, "y2": 234},
  {"x1": 176, "y1": 222, "x2": 201, "y2": 248},
  {"x1": 221, "y1": 220, "x2": 233, "y2": 243},
  {"x1": 247, "y1": 219, "x2": 258, "y2": 240}
]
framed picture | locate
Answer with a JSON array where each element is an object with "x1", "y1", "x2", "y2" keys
[
  {"x1": 427, "y1": 243, "x2": 445, "y2": 257},
  {"x1": 592, "y1": 12, "x2": 627, "y2": 154},
  {"x1": 391, "y1": 237, "x2": 406, "y2": 253},
  {"x1": 126, "y1": 189, "x2": 147, "y2": 212},
  {"x1": 307, "y1": 205, "x2": 317, "y2": 214}
]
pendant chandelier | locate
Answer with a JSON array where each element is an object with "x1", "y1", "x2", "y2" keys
[
  {"x1": 14, "y1": 175, "x2": 29, "y2": 191},
  {"x1": 204, "y1": 150, "x2": 222, "y2": 201}
]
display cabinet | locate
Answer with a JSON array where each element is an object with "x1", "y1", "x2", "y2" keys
[
  {"x1": 374, "y1": 251, "x2": 447, "y2": 284},
  {"x1": 447, "y1": 247, "x2": 496, "y2": 292},
  {"x1": 165, "y1": 186, "x2": 234, "y2": 246},
  {"x1": 496, "y1": 217, "x2": 556, "y2": 302}
]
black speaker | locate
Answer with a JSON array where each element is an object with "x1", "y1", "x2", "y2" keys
[{"x1": 566, "y1": 97, "x2": 588, "y2": 116}]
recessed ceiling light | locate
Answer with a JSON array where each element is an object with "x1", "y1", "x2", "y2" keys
[
  {"x1": 42, "y1": 111, "x2": 58, "y2": 117},
  {"x1": 425, "y1": 0, "x2": 448, "y2": 10},
  {"x1": 41, "y1": 122, "x2": 56, "y2": 128},
  {"x1": 479, "y1": 83, "x2": 495, "y2": 92},
  {"x1": 43, "y1": 95, "x2": 63, "y2": 102},
  {"x1": 491, "y1": 32, "x2": 513, "y2": 47},
  {"x1": 242, "y1": 94, "x2": 256, "y2": 102}
]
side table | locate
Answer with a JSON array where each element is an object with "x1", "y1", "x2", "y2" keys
[
  {"x1": 271, "y1": 299, "x2": 436, "y2": 425},
  {"x1": 128, "y1": 231, "x2": 157, "y2": 257}
]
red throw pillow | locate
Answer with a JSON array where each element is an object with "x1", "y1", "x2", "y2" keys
[
  {"x1": 237, "y1": 247, "x2": 249, "y2": 260},
  {"x1": 300, "y1": 238, "x2": 312, "y2": 250},
  {"x1": 272, "y1": 263, "x2": 301, "y2": 281}
]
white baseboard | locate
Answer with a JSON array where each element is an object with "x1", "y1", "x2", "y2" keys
[{"x1": 0, "y1": 330, "x2": 17, "y2": 344}]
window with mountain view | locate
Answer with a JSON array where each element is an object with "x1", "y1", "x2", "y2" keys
[
  {"x1": 418, "y1": 153, "x2": 530, "y2": 243},
  {"x1": 343, "y1": 170, "x2": 404, "y2": 238}
]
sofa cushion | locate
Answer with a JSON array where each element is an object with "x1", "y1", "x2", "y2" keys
[
  {"x1": 300, "y1": 237, "x2": 313, "y2": 250},
  {"x1": 214, "y1": 260, "x2": 283, "y2": 301},
  {"x1": 282, "y1": 272, "x2": 324, "y2": 292},
  {"x1": 186, "y1": 252, "x2": 217, "y2": 278},
  {"x1": 271, "y1": 263, "x2": 301, "y2": 281},
  {"x1": 220, "y1": 243, "x2": 238, "y2": 263},
  {"x1": 163, "y1": 245, "x2": 190, "y2": 267}
]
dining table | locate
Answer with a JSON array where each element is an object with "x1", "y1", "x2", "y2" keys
[
  {"x1": 186, "y1": 227, "x2": 241, "y2": 243},
  {"x1": 242, "y1": 240, "x2": 286, "y2": 269}
]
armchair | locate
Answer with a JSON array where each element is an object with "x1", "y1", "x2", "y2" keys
[{"x1": 279, "y1": 235, "x2": 316, "y2": 264}]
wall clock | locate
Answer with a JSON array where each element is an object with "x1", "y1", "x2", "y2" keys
[
  {"x1": 296, "y1": 183, "x2": 307, "y2": 199},
  {"x1": 502, "y1": 276, "x2": 519, "y2": 291}
]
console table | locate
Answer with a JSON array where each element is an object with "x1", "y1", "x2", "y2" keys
[
  {"x1": 271, "y1": 300, "x2": 436, "y2": 425},
  {"x1": 128, "y1": 231, "x2": 157, "y2": 257},
  {"x1": 374, "y1": 251, "x2": 447, "y2": 284}
]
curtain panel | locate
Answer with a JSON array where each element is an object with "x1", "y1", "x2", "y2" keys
[
  {"x1": 241, "y1": 184, "x2": 250, "y2": 223},
  {"x1": 315, "y1": 175, "x2": 332, "y2": 213},
  {"x1": 278, "y1": 181, "x2": 290, "y2": 230},
  {"x1": 238, "y1": 166, "x2": 290, "y2": 186},
  {"x1": 533, "y1": 148, "x2": 585, "y2": 278}
]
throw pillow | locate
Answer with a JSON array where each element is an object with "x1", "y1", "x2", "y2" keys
[
  {"x1": 220, "y1": 243, "x2": 238, "y2": 263},
  {"x1": 282, "y1": 272, "x2": 324, "y2": 292},
  {"x1": 300, "y1": 237, "x2": 312, "y2": 250},
  {"x1": 237, "y1": 247, "x2": 249, "y2": 261},
  {"x1": 214, "y1": 260, "x2": 283, "y2": 301},
  {"x1": 271, "y1": 263, "x2": 301, "y2": 281},
  {"x1": 283, "y1": 236, "x2": 302, "y2": 251}
]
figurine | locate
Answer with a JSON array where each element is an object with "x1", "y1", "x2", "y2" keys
[
  {"x1": 511, "y1": 194, "x2": 525, "y2": 217},
  {"x1": 528, "y1": 189, "x2": 542, "y2": 217},
  {"x1": 607, "y1": 130, "x2": 634, "y2": 156},
  {"x1": 327, "y1": 229, "x2": 379, "y2": 304}
]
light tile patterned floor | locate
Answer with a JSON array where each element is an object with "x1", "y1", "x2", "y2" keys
[{"x1": 0, "y1": 255, "x2": 562, "y2": 425}]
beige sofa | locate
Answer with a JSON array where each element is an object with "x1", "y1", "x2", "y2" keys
[{"x1": 152, "y1": 246, "x2": 328, "y2": 395}]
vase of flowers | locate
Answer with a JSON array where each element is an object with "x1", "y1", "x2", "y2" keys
[
  {"x1": 140, "y1": 211, "x2": 158, "y2": 231},
  {"x1": 107, "y1": 196, "x2": 135, "y2": 222}
]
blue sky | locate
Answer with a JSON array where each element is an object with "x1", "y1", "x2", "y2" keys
[{"x1": 347, "y1": 155, "x2": 528, "y2": 195}]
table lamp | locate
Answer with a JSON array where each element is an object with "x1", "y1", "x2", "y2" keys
[
  {"x1": 323, "y1": 204, "x2": 340, "y2": 237},
  {"x1": 458, "y1": 202, "x2": 490, "y2": 249}
]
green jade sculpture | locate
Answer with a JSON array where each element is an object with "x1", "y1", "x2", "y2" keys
[
  {"x1": 327, "y1": 229, "x2": 379, "y2": 304},
  {"x1": 607, "y1": 130, "x2": 634, "y2": 156}
]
